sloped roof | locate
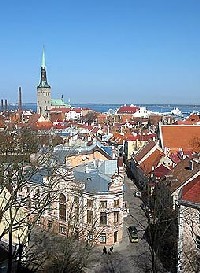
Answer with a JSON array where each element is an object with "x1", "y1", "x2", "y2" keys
[
  {"x1": 74, "y1": 160, "x2": 118, "y2": 193},
  {"x1": 169, "y1": 153, "x2": 182, "y2": 164},
  {"x1": 160, "y1": 125, "x2": 200, "y2": 152},
  {"x1": 51, "y1": 99, "x2": 70, "y2": 107},
  {"x1": 50, "y1": 107, "x2": 70, "y2": 113},
  {"x1": 124, "y1": 133, "x2": 156, "y2": 142},
  {"x1": 124, "y1": 134, "x2": 138, "y2": 141},
  {"x1": 110, "y1": 133, "x2": 124, "y2": 144},
  {"x1": 166, "y1": 157, "x2": 200, "y2": 192},
  {"x1": 153, "y1": 164, "x2": 170, "y2": 178},
  {"x1": 117, "y1": 105, "x2": 139, "y2": 114},
  {"x1": 186, "y1": 113, "x2": 200, "y2": 123},
  {"x1": 140, "y1": 148, "x2": 164, "y2": 174},
  {"x1": 134, "y1": 141, "x2": 157, "y2": 162},
  {"x1": 181, "y1": 175, "x2": 200, "y2": 203}
]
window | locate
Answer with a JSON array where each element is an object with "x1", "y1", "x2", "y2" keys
[
  {"x1": 59, "y1": 225, "x2": 66, "y2": 235},
  {"x1": 87, "y1": 199, "x2": 93, "y2": 208},
  {"x1": 74, "y1": 196, "x2": 79, "y2": 213},
  {"x1": 99, "y1": 233, "x2": 106, "y2": 244},
  {"x1": 114, "y1": 199, "x2": 119, "y2": 207},
  {"x1": 114, "y1": 211, "x2": 119, "y2": 223},
  {"x1": 100, "y1": 201, "x2": 107, "y2": 209},
  {"x1": 87, "y1": 210, "x2": 93, "y2": 224},
  {"x1": 88, "y1": 233, "x2": 93, "y2": 241},
  {"x1": 196, "y1": 235, "x2": 200, "y2": 250},
  {"x1": 48, "y1": 220, "x2": 52, "y2": 230},
  {"x1": 114, "y1": 231, "x2": 118, "y2": 243},
  {"x1": 100, "y1": 212, "x2": 107, "y2": 225},
  {"x1": 59, "y1": 193, "x2": 66, "y2": 221}
]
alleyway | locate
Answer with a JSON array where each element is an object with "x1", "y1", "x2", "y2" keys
[{"x1": 85, "y1": 175, "x2": 167, "y2": 273}]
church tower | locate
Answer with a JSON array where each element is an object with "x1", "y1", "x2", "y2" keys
[{"x1": 37, "y1": 48, "x2": 51, "y2": 117}]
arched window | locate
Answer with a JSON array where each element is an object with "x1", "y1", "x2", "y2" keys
[{"x1": 59, "y1": 193, "x2": 66, "y2": 221}]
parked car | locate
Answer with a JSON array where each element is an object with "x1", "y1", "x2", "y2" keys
[
  {"x1": 128, "y1": 226, "x2": 139, "y2": 243},
  {"x1": 134, "y1": 191, "x2": 141, "y2": 197},
  {"x1": 145, "y1": 209, "x2": 153, "y2": 219},
  {"x1": 140, "y1": 203, "x2": 146, "y2": 210}
]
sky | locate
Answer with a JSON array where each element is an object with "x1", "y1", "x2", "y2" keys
[{"x1": 0, "y1": 0, "x2": 200, "y2": 105}]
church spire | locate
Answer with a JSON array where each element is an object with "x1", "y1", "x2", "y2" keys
[
  {"x1": 41, "y1": 47, "x2": 46, "y2": 69},
  {"x1": 37, "y1": 47, "x2": 50, "y2": 88}
]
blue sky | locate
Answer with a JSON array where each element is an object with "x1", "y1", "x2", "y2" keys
[{"x1": 0, "y1": 0, "x2": 200, "y2": 104}]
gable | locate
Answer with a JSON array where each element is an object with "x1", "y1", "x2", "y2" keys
[
  {"x1": 140, "y1": 148, "x2": 164, "y2": 174},
  {"x1": 134, "y1": 141, "x2": 156, "y2": 162}
]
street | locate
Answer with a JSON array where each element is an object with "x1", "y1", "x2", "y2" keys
[{"x1": 86, "y1": 175, "x2": 154, "y2": 273}]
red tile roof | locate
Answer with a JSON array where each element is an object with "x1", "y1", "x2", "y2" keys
[
  {"x1": 35, "y1": 120, "x2": 53, "y2": 130},
  {"x1": 124, "y1": 134, "x2": 138, "y2": 141},
  {"x1": 169, "y1": 153, "x2": 181, "y2": 164},
  {"x1": 134, "y1": 141, "x2": 157, "y2": 162},
  {"x1": 110, "y1": 133, "x2": 124, "y2": 144},
  {"x1": 166, "y1": 156, "x2": 200, "y2": 192},
  {"x1": 160, "y1": 125, "x2": 200, "y2": 152},
  {"x1": 153, "y1": 164, "x2": 170, "y2": 178},
  {"x1": 117, "y1": 105, "x2": 139, "y2": 114},
  {"x1": 181, "y1": 176, "x2": 200, "y2": 203},
  {"x1": 140, "y1": 148, "x2": 164, "y2": 174},
  {"x1": 50, "y1": 107, "x2": 71, "y2": 113}
]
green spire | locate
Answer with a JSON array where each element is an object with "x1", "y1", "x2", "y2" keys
[
  {"x1": 37, "y1": 47, "x2": 51, "y2": 88},
  {"x1": 41, "y1": 47, "x2": 45, "y2": 68}
]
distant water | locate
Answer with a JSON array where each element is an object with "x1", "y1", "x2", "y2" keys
[{"x1": 7, "y1": 103, "x2": 200, "y2": 116}]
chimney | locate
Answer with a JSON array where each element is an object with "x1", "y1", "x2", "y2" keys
[
  {"x1": 189, "y1": 160, "x2": 194, "y2": 171},
  {"x1": 1, "y1": 99, "x2": 3, "y2": 111},
  {"x1": 5, "y1": 99, "x2": 8, "y2": 111},
  {"x1": 18, "y1": 86, "x2": 22, "y2": 111}
]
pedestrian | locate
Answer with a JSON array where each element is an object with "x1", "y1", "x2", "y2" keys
[
  {"x1": 103, "y1": 246, "x2": 107, "y2": 254},
  {"x1": 110, "y1": 246, "x2": 113, "y2": 253}
]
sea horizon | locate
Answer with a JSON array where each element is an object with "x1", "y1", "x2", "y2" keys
[{"x1": 7, "y1": 102, "x2": 200, "y2": 116}]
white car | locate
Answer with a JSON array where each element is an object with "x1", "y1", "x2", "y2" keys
[{"x1": 134, "y1": 191, "x2": 141, "y2": 197}]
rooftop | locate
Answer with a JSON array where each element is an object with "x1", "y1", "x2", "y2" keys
[
  {"x1": 181, "y1": 175, "x2": 200, "y2": 204},
  {"x1": 74, "y1": 160, "x2": 118, "y2": 194}
]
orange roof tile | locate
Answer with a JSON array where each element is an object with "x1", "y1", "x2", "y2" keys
[
  {"x1": 161, "y1": 125, "x2": 200, "y2": 152},
  {"x1": 134, "y1": 141, "x2": 157, "y2": 162},
  {"x1": 140, "y1": 148, "x2": 164, "y2": 174}
]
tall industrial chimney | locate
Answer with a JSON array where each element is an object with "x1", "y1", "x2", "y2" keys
[
  {"x1": 1, "y1": 99, "x2": 3, "y2": 111},
  {"x1": 18, "y1": 86, "x2": 22, "y2": 111},
  {"x1": 5, "y1": 99, "x2": 8, "y2": 111}
]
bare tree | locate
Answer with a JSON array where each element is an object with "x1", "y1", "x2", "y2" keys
[
  {"x1": 0, "y1": 128, "x2": 69, "y2": 272},
  {"x1": 177, "y1": 203, "x2": 200, "y2": 273}
]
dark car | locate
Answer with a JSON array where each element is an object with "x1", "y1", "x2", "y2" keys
[{"x1": 128, "y1": 226, "x2": 139, "y2": 243}]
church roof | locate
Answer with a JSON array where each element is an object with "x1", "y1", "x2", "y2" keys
[{"x1": 51, "y1": 99, "x2": 70, "y2": 107}]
